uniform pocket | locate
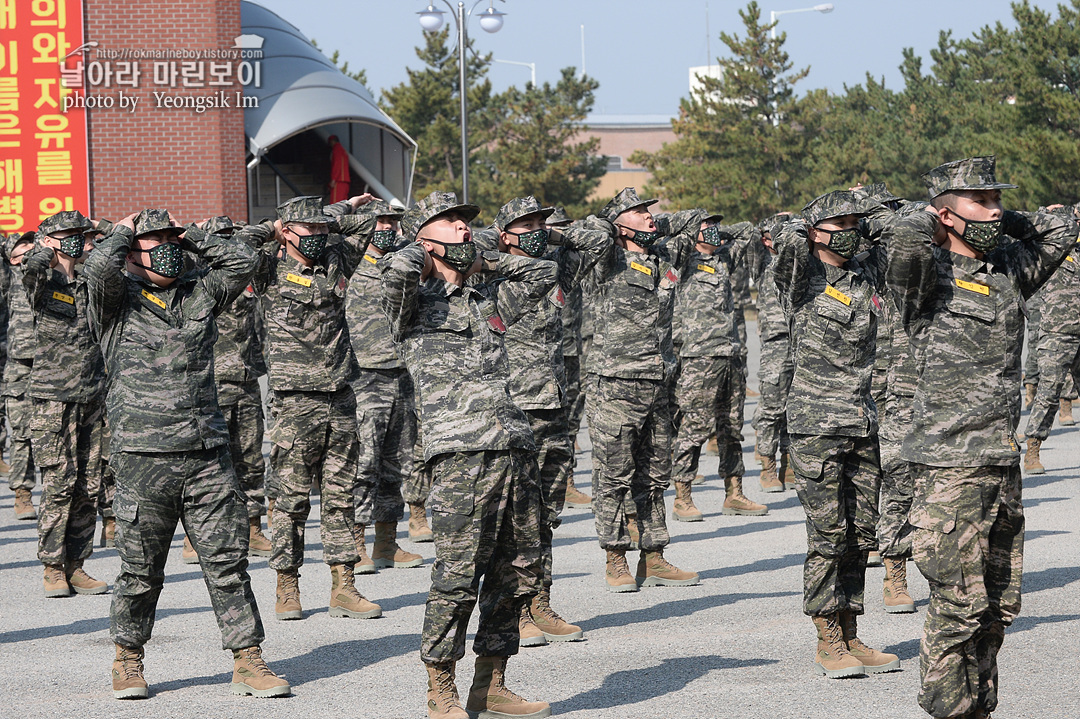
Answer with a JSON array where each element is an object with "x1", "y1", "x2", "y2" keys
[
  {"x1": 29, "y1": 401, "x2": 67, "y2": 468},
  {"x1": 428, "y1": 454, "x2": 478, "y2": 516},
  {"x1": 268, "y1": 420, "x2": 297, "y2": 450}
]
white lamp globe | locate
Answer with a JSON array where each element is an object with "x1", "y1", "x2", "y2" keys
[
  {"x1": 478, "y1": 7, "x2": 505, "y2": 33},
  {"x1": 418, "y1": 5, "x2": 445, "y2": 32}
]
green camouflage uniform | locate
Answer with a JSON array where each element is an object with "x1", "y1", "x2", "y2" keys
[
  {"x1": 588, "y1": 188, "x2": 702, "y2": 551},
  {"x1": 243, "y1": 196, "x2": 372, "y2": 571},
  {"x1": 86, "y1": 210, "x2": 265, "y2": 651},
  {"x1": 382, "y1": 191, "x2": 555, "y2": 664},
  {"x1": 2, "y1": 234, "x2": 37, "y2": 493},
  {"x1": 750, "y1": 239, "x2": 793, "y2": 460},
  {"x1": 670, "y1": 219, "x2": 750, "y2": 485},
  {"x1": 773, "y1": 191, "x2": 887, "y2": 619},
  {"x1": 885, "y1": 157, "x2": 1076, "y2": 719},
  {"x1": 25, "y1": 212, "x2": 107, "y2": 569}
]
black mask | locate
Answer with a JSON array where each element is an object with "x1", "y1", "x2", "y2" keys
[
  {"x1": 949, "y1": 210, "x2": 1003, "y2": 254},
  {"x1": 370, "y1": 229, "x2": 397, "y2": 252},
  {"x1": 815, "y1": 226, "x2": 860, "y2": 260},
  {"x1": 57, "y1": 234, "x2": 86, "y2": 259},
  {"x1": 132, "y1": 242, "x2": 184, "y2": 278},
  {"x1": 423, "y1": 238, "x2": 477, "y2": 274}
]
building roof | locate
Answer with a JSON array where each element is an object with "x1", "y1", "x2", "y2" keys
[{"x1": 578, "y1": 114, "x2": 675, "y2": 129}]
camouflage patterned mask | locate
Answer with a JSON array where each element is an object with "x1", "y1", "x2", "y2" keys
[
  {"x1": 505, "y1": 228, "x2": 549, "y2": 257},
  {"x1": 424, "y1": 237, "x2": 477, "y2": 273},
  {"x1": 951, "y1": 211, "x2": 1003, "y2": 254},
  {"x1": 816, "y1": 226, "x2": 860, "y2": 260},
  {"x1": 58, "y1": 234, "x2": 86, "y2": 259},
  {"x1": 700, "y1": 225, "x2": 727, "y2": 247},
  {"x1": 617, "y1": 225, "x2": 662, "y2": 247},
  {"x1": 133, "y1": 242, "x2": 184, "y2": 278},
  {"x1": 290, "y1": 231, "x2": 328, "y2": 260},
  {"x1": 370, "y1": 229, "x2": 397, "y2": 251}
]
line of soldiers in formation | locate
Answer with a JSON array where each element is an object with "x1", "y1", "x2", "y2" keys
[{"x1": 3, "y1": 153, "x2": 1078, "y2": 719}]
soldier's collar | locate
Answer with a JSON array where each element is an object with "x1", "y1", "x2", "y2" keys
[
  {"x1": 948, "y1": 249, "x2": 991, "y2": 275},
  {"x1": 424, "y1": 275, "x2": 461, "y2": 298},
  {"x1": 281, "y1": 252, "x2": 320, "y2": 274}
]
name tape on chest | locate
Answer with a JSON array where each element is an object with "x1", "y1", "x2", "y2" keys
[
  {"x1": 630, "y1": 261, "x2": 652, "y2": 276},
  {"x1": 955, "y1": 278, "x2": 990, "y2": 295},
  {"x1": 697, "y1": 263, "x2": 715, "y2": 274},
  {"x1": 286, "y1": 272, "x2": 312, "y2": 287},
  {"x1": 141, "y1": 289, "x2": 167, "y2": 309},
  {"x1": 51, "y1": 290, "x2": 74, "y2": 305},
  {"x1": 363, "y1": 254, "x2": 378, "y2": 265},
  {"x1": 824, "y1": 284, "x2": 852, "y2": 306}
]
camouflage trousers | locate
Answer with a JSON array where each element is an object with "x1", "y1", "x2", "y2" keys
[
  {"x1": 564, "y1": 354, "x2": 588, "y2": 441},
  {"x1": 218, "y1": 379, "x2": 267, "y2": 518},
  {"x1": 671, "y1": 355, "x2": 744, "y2": 484},
  {"x1": 908, "y1": 463, "x2": 1023, "y2": 719},
  {"x1": 589, "y1": 376, "x2": 671, "y2": 552},
  {"x1": 421, "y1": 448, "x2": 542, "y2": 664},
  {"x1": 877, "y1": 395, "x2": 914, "y2": 558},
  {"x1": 789, "y1": 433, "x2": 880, "y2": 617},
  {"x1": 403, "y1": 414, "x2": 432, "y2": 505},
  {"x1": 1023, "y1": 302, "x2": 1041, "y2": 385},
  {"x1": 110, "y1": 446, "x2": 265, "y2": 650},
  {"x1": 33, "y1": 398, "x2": 106, "y2": 567},
  {"x1": 1025, "y1": 331, "x2": 1080, "y2": 441},
  {"x1": 752, "y1": 336, "x2": 793, "y2": 459},
  {"x1": 353, "y1": 368, "x2": 416, "y2": 525},
  {"x1": 525, "y1": 408, "x2": 572, "y2": 588},
  {"x1": 4, "y1": 360, "x2": 36, "y2": 491},
  {"x1": 268, "y1": 387, "x2": 360, "y2": 569}
]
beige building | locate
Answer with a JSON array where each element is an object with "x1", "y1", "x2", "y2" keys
[{"x1": 577, "y1": 114, "x2": 676, "y2": 202}]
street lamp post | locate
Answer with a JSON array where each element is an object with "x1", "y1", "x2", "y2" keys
[
  {"x1": 493, "y1": 58, "x2": 536, "y2": 87},
  {"x1": 418, "y1": 0, "x2": 507, "y2": 203},
  {"x1": 769, "y1": 4, "x2": 834, "y2": 40}
]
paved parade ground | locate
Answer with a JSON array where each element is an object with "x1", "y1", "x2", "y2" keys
[{"x1": 1, "y1": 321, "x2": 1078, "y2": 719}]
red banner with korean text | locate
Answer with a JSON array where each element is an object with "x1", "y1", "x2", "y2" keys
[{"x1": 0, "y1": 0, "x2": 90, "y2": 234}]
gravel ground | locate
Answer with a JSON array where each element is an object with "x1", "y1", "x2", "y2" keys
[{"x1": 1, "y1": 320, "x2": 1077, "y2": 719}]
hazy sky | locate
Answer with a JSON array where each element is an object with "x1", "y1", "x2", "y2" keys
[{"x1": 251, "y1": 0, "x2": 1057, "y2": 116}]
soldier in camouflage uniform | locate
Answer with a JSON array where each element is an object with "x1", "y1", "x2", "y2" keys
[
  {"x1": 85, "y1": 220, "x2": 117, "y2": 549},
  {"x1": 345, "y1": 199, "x2": 423, "y2": 572},
  {"x1": 2, "y1": 232, "x2": 37, "y2": 520},
  {"x1": 25, "y1": 211, "x2": 109, "y2": 598},
  {"x1": 86, "y1": 209, "x2": 288, "y2": 700},
  {"x1": 381, "y1": 191, "x2": 554, "y2": 719},
  {"x1": 0, "y1": 243, "x2": 8, "y2": 476},
  {"x1": 241, "y1": 194, "x2": 381, "y2": 622},
  {"x1": 885, "y1": 157, "x2": 1076, "y2": 719},
  {"x1": 670, "y1": 216, "x2": 769, "y2": 521},
  {"x1": 750, "y1": 213, "x2": 795, "y2": 491},
  {"x1": 589, "y1": 187, "x2": 700, "y2": 593},
  {"x1": 773, "y1": 190, "x2": 899, "y2": 679},
  {"x1": 486, "y1": 195, "x2": 610, "y2": 647}
]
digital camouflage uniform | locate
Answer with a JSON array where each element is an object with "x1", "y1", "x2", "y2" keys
[
  {"x1": 588, "y1": 189, "x2": 702, "y2": 552},
  {"x1": 243, "y1": 197, "x2": 373, "y2": 571},
  {"x1": 750, "y1": 219, "x2": 793, "y2": 463},
  {"x1": 381, "y1": 191, "x2": 556, "y2": 664},
  {"x1": 773, "y1": 192, "x2": 887, "y2": 619},
  {"x1": 885, "y1": 157, "x2": 1076, "y2": 718},
  {"x1": 2, "y1": 233, "x2": 37, "y2": 494},
  {"x1": 25, "y1": 212, "x2": 108, "y2": 573},
  {"x1": 86, "y1": 210, "x2": 265, "y2": 651}
]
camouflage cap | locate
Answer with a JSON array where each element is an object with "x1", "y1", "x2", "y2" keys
[
  {"x1": 546, "y1": 206, "x2": 572, "y2": 226},
  {"x1": 401, "y1": 191, "x2": 480, "y2": 241},
  {"x1": 702, "y1": 210, "x2": 725, "y2": 224},
  {"x1": 203, "y1": 216, "x2": 241, "y2": 235},
  {"x1": 133, "y1": 208, "x2": 184, "y2": 238},
  {"x1": 757, "y1": 212, "x2": 792, "y2": 236},
  {"x1": 601, "y1": 187, "x2": 659, "y2": 224},
  {"x1": 493, "y1": 196, "x2": 554, "y2": 232},
  {"x1": 921, "y1": 156, "x2": 1018, "y2": 199},
  {"x1": 277, "y1": 195, "x2": 333, "y2": 224},
  {"x1": 801, "y1": 191, "x2": 869, "y2": 226},
  {"x1": 38, "y1": 210, "x2": 92, "y2": 237},
  {"x1": 862, "y1": 183, "x2": 902, "y2": 204},
  {"x1": 4, "y1": 230, "x2": 35, "y2": 257},
  {"x1": 366, "y1": 199, "x2": 405, "y2": 221}
]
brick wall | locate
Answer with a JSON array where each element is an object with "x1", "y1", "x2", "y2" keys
[{"x1": 85, "y1": 0, "x2": 247, "y2": 223}]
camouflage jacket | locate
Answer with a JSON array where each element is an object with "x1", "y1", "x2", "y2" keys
[
  {"x1": 590, "y1": 209, "x2": 703, "y2": 381},
  {"x1": 22, "y1": 247, "x2": 106, "y2": 403},
  {"x1": 560, "y1": 283, "x2": 583, "y2": 358},
  {"x1": 493, "y1": 221, "x2": 612, "y2": 410},
  {"x1": 1033, "y1": 237, "x2": 1080, "y2": 336},
  {"x1": 673, "y1": 221, "x2": 754, "y2": 358},
  {"x1": 85, "y1": 225, "x2": 257, "y2": 453},
  {"x1": 346, "y1": 241, "x2": 405, "y2": 371},
  {"x1": 381, "y1": 242, "x2": 558, "y2": 461},
  {"x1": 754, "y1": 253, "x2": 788, "y2": 344},
  {"x1": 774, "y1": 220, "x2": 888, "y2": 438},
  {"x1": 2, "y1": 263, "x2": 36, "y2": 362},
  {"x1": 245, "y1": 202, "x2": 373, "y2": 392},
  {"x1": 885, "y1": 209, "x2": 1076, "y2": 466},
  {"x1": 213, "y1": 286, "x2": 266, "y2": 384}
]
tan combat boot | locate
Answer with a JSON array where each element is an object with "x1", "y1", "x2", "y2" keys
[
  {"x1": 329, "y1": 564, "x2": 382, "y2": 618},
  {"x1": 100, "y1": 517, "x2": 116, "y2": 548},
  {"x1": 746, "y1": 385, "x2": 759, "y2": 398},
  {"x1": 635, "y1": 550, "x2": 699, "y2": 588},
  {"x1": 705, "y1": 435, "x2": 718, "y2": 455},
  {"x1": 626, "y1": 514, "x2": 640, "y2": 549},
  {"x1": 722, "y1": 476, "x2": 768, "y2": 516},
  {"x1": 839, "y1": 610, "x2": 901, "y2": 673},
  {"x1": 409, "y1": 502, "x2": 435, "y2": 542},
  {"x1": 867, "y1": 550, "x2": 883, "y2": 567},
  {"x1": 530, "y1": 589, "x2": 583, "y2": 642},
  {"x1": 14, "y1": 488, "x2": 36, "y2": 520},
  {"x1": 266, "y1": 497, "x2": 275, "y2": 531},
  {"x1": 605, "y1": 549, "x2": 637, "y2": 593},
  {"x1": 1024, "y1": 382, "x2": 1037, "y2": 410},
  {"x1": 466, "y1": 656, "x2": 551, "y2": 718},
  {"x1": 758, "y1": 454, "x2": 784, "y2": 493},
  {"x1": 780, "y1": 452, "x2": 795, "y2": 484},
  {"x1": 1024, "y1": 438, "x2": 1045, "y2": 474},
  {"x1": 425, "y1": 662, "x2": 468, "y2": 719},
  {"x1": 181, "y1": 535, "x2": 198, "y2": 564},
  {"x1": 563, "y1": 476, "x2": 592, "y2": 507},
  {"x1": 811, "y1": 614, "x2": 865, "y2": 678},
  {"x1": 1060, "y1": 398, "x2": 1076, "y2": 426},
  {"x1": 518, "y1": 604, "x2": 547, "y2": 647},
  {"x1": 112, "y1": 643, "x2": 149, "y2": 699},
  {"x1": 373, "y1": 521, "x2": 423, "y2": 569},
  {"x1": 672, "y1": 481, "x2": 703, "y2": 522},
  {"x1": 352, "y1": 524, "x2": 377, "y2": 574},
  {"x1": 67, "y1": 559, "x2": 108, "y2": 595},
  {"x1": 230, "y1": 645, "x2": 291, "y2": 698},
  {"x1": 44, "y1": 564, "x2": 71, "y2": 598},
  {"x1": 275, "y1": 569, "x2": 303, "y2": 620},
  {"x1": 248, "y1": 516, "x2": 272, "y2": 557},
  {"x1": 0, "y1": 457, "x2": 10, "y2": 473},
  {"x1": 882, "y1": 557, "x2": 915, "y2": 614}
]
